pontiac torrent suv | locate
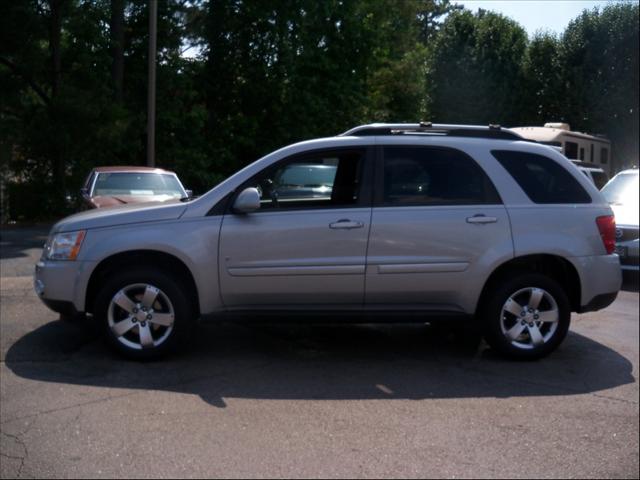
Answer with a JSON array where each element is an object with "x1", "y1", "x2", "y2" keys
[{"x1": 34, "y1": 123, "x2": 622, "y2": 360}]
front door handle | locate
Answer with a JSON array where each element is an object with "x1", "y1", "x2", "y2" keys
[
  {"x1": 466, "y1": 214, "x2": 498, "y2": 224},
  {"x1": 329, "y1": 219, "x2": 364, "y2": 229}
]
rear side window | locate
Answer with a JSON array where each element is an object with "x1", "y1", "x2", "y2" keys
[
  {"x1": 492, "y1": 150, "x2": 591, "y2": 204},
  {"x1": 382, "y1": 147, "x2": 501, "y2": 206}
]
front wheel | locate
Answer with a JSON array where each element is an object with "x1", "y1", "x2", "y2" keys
[
  {"x1": 94, "y1": 267, "x2": 195, "y2": 360},
  {"x1": 481, "y1": 274, "x2": 571, "y2": 360}
]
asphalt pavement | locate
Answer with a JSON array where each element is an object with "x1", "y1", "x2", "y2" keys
[{"x1": 1, "y1": 225, "x2": 638, "y2": 478}]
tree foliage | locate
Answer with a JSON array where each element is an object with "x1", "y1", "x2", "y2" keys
[
  {"x1": 426, "y1": 9, "x2": 528, "y2": 125},
  {"x1": 0, "y1": 1, "x2": 638, "y2": 220}
]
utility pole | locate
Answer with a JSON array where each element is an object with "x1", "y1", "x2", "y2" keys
[{"x1": 147, "y1": 0, "x2": 157, "y2": 167}]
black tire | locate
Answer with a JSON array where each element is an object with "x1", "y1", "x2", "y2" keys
[
  {"x1": 481, "y1": 273, "x2": 571, "y2": 360},
  {"x1": 94, "y1": 267, "x2": 195, "y2": 360}
]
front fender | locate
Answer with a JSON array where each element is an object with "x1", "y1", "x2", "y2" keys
[{"x1": 79, "y1": 216, "x2": 223, "y2": 314}]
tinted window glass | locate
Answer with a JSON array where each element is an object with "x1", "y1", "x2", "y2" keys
[
  {"x1": 246, "y1": 150, "x2": 363, "y2": 210},
  {"x1": 382, "y1": 147, "x2": 501, "y2": 206},
  {"x1": 565, "y1": 141, "x2": 578, "y2": 159},
  {"x1": 492, "y1": 150, "x2": 591, "y2": 204}
]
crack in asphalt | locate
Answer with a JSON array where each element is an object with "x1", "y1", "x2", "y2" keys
[{"x1": 1, "y1": 430, "x2": 29, "y2": 478}]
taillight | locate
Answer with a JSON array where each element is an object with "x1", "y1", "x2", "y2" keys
[{"x1": 596, "y1": 215, "x2": 616, "y2": 254}]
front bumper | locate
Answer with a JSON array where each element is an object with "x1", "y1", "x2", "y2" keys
[{"x1": 34, "y1": 259, "x2": 96, "y2": 314}]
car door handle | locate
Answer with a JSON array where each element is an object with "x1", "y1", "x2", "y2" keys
[
  {"x1": 466, "y1": 215, "x2": 498, "y2": 224},
  {"x1": 329, "y1": 219, "x2": 364, "y2": 229}
]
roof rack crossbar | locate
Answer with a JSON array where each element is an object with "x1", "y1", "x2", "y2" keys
[{"x1": 340, "y1": 123, "x2": 524, "y2": 141}]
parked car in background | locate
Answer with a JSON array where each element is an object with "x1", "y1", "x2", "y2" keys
[
  {"x1": 35, "y1": 123, "x2": 621, "y2": 361},
  {"x1": 571, "y1": 160, "x2": 609, "y2": 189},
  {"x1": 81, "y1": 167, "x2": 190, "y2": 209},
  {"x1": 601, "y1": 168, "x2": 639, "y2": 273}
]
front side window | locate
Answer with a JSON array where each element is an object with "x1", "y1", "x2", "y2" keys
[
  {"x1": 245, "y1": 149, "x2": 364, "y2": 211},
  {"x1": 93, "y1": 173, "x2": 185, "y2": 197},
  {"x1": 492, "y1": 150, "x2": 591, "y2": 204},
  {"x1": 381, "y1": 147, "x2": 501, "y2": 206}
]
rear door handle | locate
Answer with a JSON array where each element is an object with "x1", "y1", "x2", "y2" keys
[
  {"x1": 466, "y1": 214, "x2": 498, "y2": 224},
  {"x1": 329, "y1": 219, "x2": 364, "y2": 229}
]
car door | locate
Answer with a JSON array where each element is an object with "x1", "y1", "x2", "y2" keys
[
  {"x1": 219, "y1": 147, "x2": 373, "y2": 309},
  {"x1": 365, "y1": 145, "x2": 513, "y2": 313}
]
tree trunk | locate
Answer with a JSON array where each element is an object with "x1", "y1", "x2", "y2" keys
[
  {"x1": 49, "y1": 0, "x2": 65, "y2": 201},
  {"x1": 49, "y1": 0, "x2": 62, "y2": 98},
  {"x1": 111, "y1": 0, "x2": 125, "y2": 103}
]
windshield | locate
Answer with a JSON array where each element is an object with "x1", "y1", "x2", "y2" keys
[
  {"x1": 601, "y1": 172, "x2": 639, "y2": 206},
  {"x1": 93, "y1": 172, "x2": 185, "y2": 197}
]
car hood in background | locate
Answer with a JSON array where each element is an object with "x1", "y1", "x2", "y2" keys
[
  {"x1": 90, "y1": 194, "x2": 181, "y2": 208},
  {"x1": 611, "y1": 203, "x2": 640, "y2": 228},
  {"x1": 53, "y1": 199, "x2": 188, "y2": 233}
]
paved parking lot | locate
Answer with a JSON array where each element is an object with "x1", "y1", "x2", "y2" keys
[{"x1": 1, "y1": 225, "x2": 638, "y2": 478}]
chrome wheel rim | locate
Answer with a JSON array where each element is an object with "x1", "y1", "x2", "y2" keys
[
  {"x1": 107, "y1": 283, "x2": 175, "y2": 350},
  {"x1": 500, "y1": 287, "x2": 559, "y2": 350}
]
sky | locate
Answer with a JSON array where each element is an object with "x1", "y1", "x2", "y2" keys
[{"x1": 453, "y1": 0, "x2": 629, "y2": 37}]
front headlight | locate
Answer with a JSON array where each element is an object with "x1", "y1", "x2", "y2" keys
[{"x1": 46, "y1": 230, "x2": 86, "y2": 261}]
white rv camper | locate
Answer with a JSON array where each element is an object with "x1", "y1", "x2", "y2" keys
[{"x1": 511, "y1": 123, "x2": 612, "y2": 175}]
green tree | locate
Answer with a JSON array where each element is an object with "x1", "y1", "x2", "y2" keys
[
  {"x1": 520, "y1": 32, "x2": 565, "y2": 125},
  {"x1": 426, "y1": 9, "x2": 528, "y2": 125},
  {"x1": 560, "y1": 3, "x2": 639, "y2": 170}
]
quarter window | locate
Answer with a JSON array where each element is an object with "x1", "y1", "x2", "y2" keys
[
  {"x1": 492, "y1": 150, "x2": 591, "y2": 204},
  {"x1": 381, "y1": 147, "x2": 501, "y2": 206}
]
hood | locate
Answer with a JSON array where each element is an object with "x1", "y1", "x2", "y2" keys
[
  {"x1": 611, "y1": 203, "x2": 639, "y2": 228},
  {"x1": 90, "y1": 194, "x2": 180, "y2": 208},
  {"x1": 53, "y1": 199, "x2": 188, "y2": 233}
]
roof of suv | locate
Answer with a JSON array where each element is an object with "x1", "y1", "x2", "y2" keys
[{"x1": 341, "y1": 123, "x2": 527, "y2": 141}]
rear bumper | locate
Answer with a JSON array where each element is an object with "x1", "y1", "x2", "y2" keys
[
  {"x1": 576, "y1": 292, "x2": 618, "y2": 313},
  {"x1": 569, "y1": 254, "x2": 622, "y2": 312}
]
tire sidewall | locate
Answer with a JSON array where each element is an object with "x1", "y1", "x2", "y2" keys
[
  {"x1": 94, "y1": 267, "x2": 194, "y2": 360},
  {"x1": 482, "y1": 273, "x2": 571, "y2": 360}
]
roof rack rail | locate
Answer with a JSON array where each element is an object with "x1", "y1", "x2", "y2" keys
[{"x1": 340, "y1": 123, "x2": 524, "y2": 141}]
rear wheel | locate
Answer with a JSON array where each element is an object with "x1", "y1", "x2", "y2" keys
[
  {"x1": 482, "y1": 273, "x2": 571, "y2": 360},
  {"x1": 94, "y1": 267, "x2": 194, "y2": 359}
]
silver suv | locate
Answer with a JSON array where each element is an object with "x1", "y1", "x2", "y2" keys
[{"x1": 34, "y1": 124, "x2": 622, "y2": 360}]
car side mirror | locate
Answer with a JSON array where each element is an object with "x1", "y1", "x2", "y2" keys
[
  {"x1": 233, "y1": 187, "x2": 260, "y2": 213},
  {"x1": 80, "y1": 187, "x2": 89, "y2": 198},
  {"x1": 185, "y1": 189, "x2": 193, "y2": 198}
]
